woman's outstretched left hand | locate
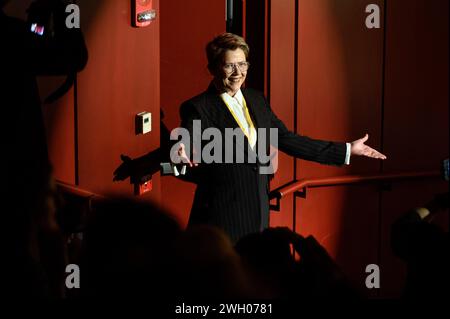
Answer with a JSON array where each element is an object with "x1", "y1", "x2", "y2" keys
[{"x1": 350, "y1": 134, "x2": 387, "y2": 160}]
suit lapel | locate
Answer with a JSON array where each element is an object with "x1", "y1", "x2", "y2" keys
[
  {"x1": 202, "y1": 84, "x2": 256, "y2": 160},
  {"x1": 203, "y1": 86, "x2": 265, "y2": 130},
  {"x1": 241, "y1": 88, "x2": 265, "y2": 130},
  {"x1": 242, "y1": 88, "x2": 272, "y2": 159},
  {"x1": 204, "y1": 91, "x2": 239, "y2": 131}
]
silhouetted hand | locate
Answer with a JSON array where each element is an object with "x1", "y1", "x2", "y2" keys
[
  {"x1": 267, "y1": 227, "x2": 334, "y2": 266},
  {"x1": 113, "y1": 154, "x2": 134, "y2": 181},
  {"x1": 350, "y1": 134, "x2": 387, "y2": 160},
  {"x1": 113, "y1": 150, "x2": 162, "y2": 182},
  {"x1": 264, "y1": 227, "x2": 306, "y2": 253}
]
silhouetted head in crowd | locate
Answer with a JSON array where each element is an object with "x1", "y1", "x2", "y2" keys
[
  {"x1": 236, "y1": 227, "x2": 361, "y2": 299},
  {"x1": 391, "y1": 192, "x2": 449, "y2": 299},
  {"x1": 6, "y1": 162, "x2": 67, "y2": 299},
  {"x1": 82, "y1": 197, "x2": 181, "y2": 299},
  {"x1": 235, "y1": 228, "x2": 298, "y2": 298},
  {"x1": 8, "y1": 161, "x2": 59, "y2": 253},
  {"x1": 173, "y1": 225, "x2": 255, "y2": 299}
]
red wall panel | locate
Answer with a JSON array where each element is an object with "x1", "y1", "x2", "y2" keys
[
  {"x1": 294, "y1": 0, "x2": 384, "y2": 296},
  {"x1": 39, "y1": 78, "x2": 76, "y2": 184},
  {"x1": 268, "y1": 0, "x2": 296, "y2": 230},
  {"x1": 380, "y1": 0, "x2": 449, "y2": 297},
  {"x1": 296, "y1": 185, "x2": 380, "y2": 296},
  {"x1": 382, "y1": 0, "x2": 449, "y2": 172},
  {"x1": 76, "y1": 0, "x2": 161, "y2": 202},
  {"x1": 160, "y1": 0, "x2": 225, "y2": 226}
]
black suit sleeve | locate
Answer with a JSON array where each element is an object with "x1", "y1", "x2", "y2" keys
[{"x1": 265, "y1": 97, "x2": 346, "y2": 166}]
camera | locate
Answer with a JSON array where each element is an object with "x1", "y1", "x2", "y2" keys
[
  {"x1": 26, "y1": 0, "x2": 68, "y2": 37},
  {"x1": 30, "y1": 23, "x2": 45, "y2": 36}
]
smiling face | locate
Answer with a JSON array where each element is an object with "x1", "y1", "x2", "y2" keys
[{"x1": 213, "y1": 48, "x2": 248, "y2": 97}]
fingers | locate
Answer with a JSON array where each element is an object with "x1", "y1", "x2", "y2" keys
[
  {"x1": 120, "y1": 154, "x2": 131, "y2": 162},
  {"x1": 176, "y1": 143, "x2": 199, "y2": 167},
  {"x1": 351, "y1": 134, "x2": 368, "y2": 146},
  {"x1": 171, "y1": 143, "x2": 190, "y2": 166},
  {"x1": 113, "y1": 172, "x2": 125, "y2": 181},
  {"x1": 361, "y1": 133, "x2": 369, "y2": 142},
  {"x1": 177, "y1": 144, "x2": 193, "y2": 167},
  {"x1": 371, "y1": 148, "x2": 386, "y2": 159},
  {"x1": 364, "y1": 146, "x2": 387, "y2": 159}
]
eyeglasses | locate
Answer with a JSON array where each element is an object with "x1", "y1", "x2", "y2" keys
[{"x1": 222, "y1": 61, "x2": 250, "y2": 74}]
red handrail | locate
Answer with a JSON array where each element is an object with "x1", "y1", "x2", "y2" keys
[
  {"x1": 56, "y1": 180, "x2": 101, "y2": 199},
  {"x1": 270, "y1": 170, "x2": 442, "y2": 211}
]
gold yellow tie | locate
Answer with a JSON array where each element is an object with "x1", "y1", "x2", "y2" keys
[{"x1": 221, "y1": 96, "x2": 257, "y2": 148}]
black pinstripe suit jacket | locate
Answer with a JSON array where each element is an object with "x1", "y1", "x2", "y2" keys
[{"x1": 178, "y1": 84, "x2": 346, "y2": 242}]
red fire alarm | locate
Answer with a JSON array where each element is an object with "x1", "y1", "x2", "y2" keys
[
  {"x1": 131, "y1": 173, "x2": 153, "y2": 196},
  {"x1": 134, "y1": 179, "x2": 152, "y2": 196},
  {"x1": 132, "y1": 0, "x2": 157, "y2": 27}
]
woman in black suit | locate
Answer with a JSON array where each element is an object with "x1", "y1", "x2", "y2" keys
[{"x1": 173, "y1": 33, "x2": 386, "y2": 242}]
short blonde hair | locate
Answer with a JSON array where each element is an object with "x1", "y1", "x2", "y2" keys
[{"x1": 206, "y1": 33, "x2": 250, "y2": 72}]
